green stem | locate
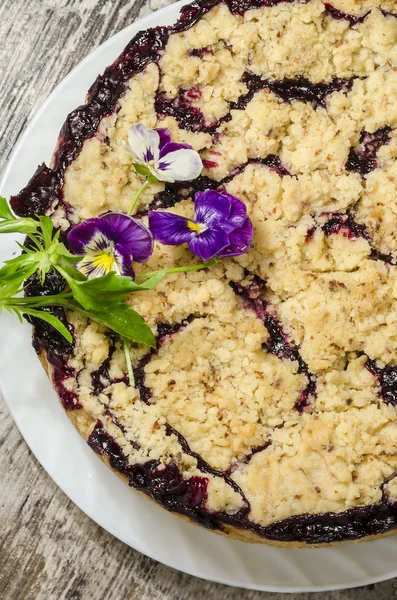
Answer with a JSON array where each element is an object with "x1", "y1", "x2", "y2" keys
[
  {"x1": 134, "y1": 259, "x2": 217, "y2": 282},
  {"x1": 123, "y1": 338, "x2": 135, "y2": 387},
  {"x1": 128, "y1": 179, "x2": 150, "y2": 216},
  {"x1": 1, "y1": 292, "x2": 73, "y2": 307}
]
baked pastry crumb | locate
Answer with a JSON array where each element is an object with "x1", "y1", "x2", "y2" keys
[{"x1": 11, "y1": 0, "x2": 397, "y2": 546}]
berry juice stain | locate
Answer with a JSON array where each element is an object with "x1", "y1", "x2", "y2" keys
[
  {"x1": 232, "y1": 72, "x2": 355, "y2": 110},
  {"x1": 324, "y1": 4, "x2": 369, "y2": 27},
  {"x1": 366, "y1": 359, "x2": 397, "y2": 406},
  {"x1": 347, "y1": 127, "x2": 392, "y2": 177},
  {"x1": 321, "y1": 212, "x2": 369, "y2": 240}
]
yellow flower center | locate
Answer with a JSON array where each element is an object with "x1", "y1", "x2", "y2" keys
[
  {"x1": 92, "y1": 252, "x2": 117, "y2": 272},
  {"x1": 187, "y1": 221, "x2": 207, "y2": 234}
]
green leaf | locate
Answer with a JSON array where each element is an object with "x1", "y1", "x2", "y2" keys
[
  {"x1": 132, "y1": 270, "x2": 166, "y2": 290},
  {"x1": 6, "y1": 305, "x2": 23, "y2": 323},
  {"x1": 25, "y1": 233, "x2": 44, "y2": 252},
  {"x1": 0, "y1": 218, "x2": 38, "y2": 235},
  {"x1": 0, "y1": 197, "x2": 15, "y2": 220},
  {"x1": 38, "y1": 215, "x2": 54, "y2": 249},
  {"x1": 23, "y1": 307, "x2": 73, "y2": 342},
  {"x1": 68, "y1": 299, "x2": 155, "y2": 347},
  {"x1": 57, "y1": 268, "x2": 165, "y2": 312},
  {"x1": 57, "y1": 260, "x2": 85, "y2": 281},
  {"x1": 16, "y1": 306, "x2": 73, "y2": 343},
  {"x1": 0, "y1": 253, "x2": 43, "y2": 279},
  {"x1": 77, "y1": 270, "x2": 165, "y2": 297},
  {"x1": 0, "y1": 197, "x2": 38, "y2": 234},
  {"x1": 0, "y1": 270, "x2": 33, "y2": 300},
  {"x1": 56, "y1": 243, "x2": 81, "y2": 261}
]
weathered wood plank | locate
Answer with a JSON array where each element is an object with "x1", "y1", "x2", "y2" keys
[{"x1": 1, "y1": 0, "x2": 397, "y2": 598}]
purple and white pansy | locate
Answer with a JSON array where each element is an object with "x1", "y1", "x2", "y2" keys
[
  {"x1": 67, "y1": 124, "x2": 253, "y2": 282},
  {"x1": 148, "y1": 190, "x2": 253, "y2": 261},
  {"x1": 125, "y1": 124, "x2": 203, "y2": 183},
  {"x1": 67, "y1": 212, "x2": 153, "y2": 279}
]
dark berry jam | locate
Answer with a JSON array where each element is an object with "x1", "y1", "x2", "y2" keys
[
  {"x1": 29, "y1": 305, "x2": 74, "y2": 362},
  {"x1": 223, "y1": 156, "x2": 290, "y2": 183},
  {"x1": 224, "y1": 0, "x2": 299, "y2": 16},
  {"x1": 188, "y1": 47, "x2": 213, "y2": 58},
  {"x1": 88, "y1": 420, "x2": 219, "y2": 528},
  {"x1": 232, "y1": 72, "x2": 355, "y2": 110},
  {"x1": 156, "y1": 315, "x2": 195, "y2": 341},
  {"x1": 11, "y1": 163, "x2": 63, "y2": 218},
  {"x1": 155, "y1": 68, "x2": 349, "y2": 132},
  {"x1": 324, "y1": 4, "x2": 369, "y2": 27},
  {"x1": 88, "y1": 420, "x2": 397, "y2": 544},
  {"x1": 316, "y1": 211, "x2": 397, "y2": 267},
  {"x1": 25, "y1": 270, "x2": 66, "y2": 297},
  {"x1": 254, "y1": 500, "x2": 397, "y2": 544},
  {"x1": 51, "y1": 363, "x2": 81, "y2": 411},
  {"x1": 91, "y1": 344, "x2": 115, "y2": 396},
  {"x1": 133, "y1": 352, "x2": 153, "y2": 406},
  {"x1": 155, "y1": 90, "x2": 210, "y2": 132},
  {"x1": 24, "y1": 271, "x2": 77, "y2": 409},
  {"x1": 346, "y1": 126, "x2": 392, "y2": 177},
  {"x1": 321, "y1": 211, "x2": 369, "y2": 240},
  {"x1": 27, "y1": 305, "x2": 79, "y2": 410},
  {"x1": 382, "y1": 10, "x2": 397, "y2": 19},
  {"x1": 369, "y1": 248, "x2": 395, "y2": 265},
  {"x1": 202, "y1": 159, "x2": 219, "y2": 169},
  {"x1": 366, "y1": 358, "x2": 397, "y2": 406},
  {"x1": 138, "y1": 155, "x2": 288, "y2": 216},
  {"x1": 166, "y1": 423, "x2": 251, "y2": 508}
]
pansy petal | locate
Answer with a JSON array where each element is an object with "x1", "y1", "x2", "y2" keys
[
  {"x1": 67, "y1": 218, "x2": 114, "y2": 254},
  {"x1": 149, "y1": 211, "x2": 197, "y2": 245},
  {"x1": 77, "y1": 251, "x2": 118, "y2": 279},
  {"x1": 221, "y1": 192, "x2": 248, "y2": 232},
  {"x1": 194, "y1": 190, "x2": 232, "y2": 227},
  {"x1": 218, "y1": 217, "x2": 254, "y2": 257},
  {"x1": 156, "y1": 128, "x2": 172, "y2": 149},
  {"x1": 158, "y1": 141, "x2": 194, "y2": 159},
  {"x1": 100, "y1": 212, "x2": 153, "y2": 263},
  {"x1": 114, "y1": 243, "x2": 135, "y2": 278},
  {"x1": 157, "y1": 148, "x2": 203, "y2": 183},
  {"x1": 127, "y1": 124, "x2": 160, "y2": 164},
  {"x1": 188, "y1": 227, "x2": 229, "y2": 261}
]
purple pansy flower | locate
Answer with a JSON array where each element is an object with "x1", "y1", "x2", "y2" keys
[
  {"x1": 67, "y1": 212, "x2": 153, "y2": 279},
  {"x1": 125, "y1": 124, "x2": 203, "y2": 183},
  {"x1": 148, "y1": 190, "x2": 253, "y2": 261}
]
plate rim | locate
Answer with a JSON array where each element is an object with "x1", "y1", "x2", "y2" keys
[{"x1": 1, "y1": 0, "x2": 397, "y2": 592}]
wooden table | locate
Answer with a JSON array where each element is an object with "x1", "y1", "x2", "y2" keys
[{"x1": 0, "y1": 1, "x2": 397, "y2": 598}]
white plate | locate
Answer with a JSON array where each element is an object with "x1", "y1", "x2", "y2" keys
[{"x1": 1, "y1": 1, "x2": 397, "y2": 593}]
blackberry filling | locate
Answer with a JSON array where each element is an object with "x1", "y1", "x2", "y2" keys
[
  {"x1": 88, "y1": 420, "x2": 219, "y2": 528},
  {"x1": 324, "y1": 4, "x2": 369, "y2": 27},
  {"x1": 155, "y1": 90, "x2": 211, "y2": 133},
  {"x1": 140, "y1": 155, "x2": 288, "y2": 216},
  {"x1": 321, "y1": 212, "x2": 369, "y2": 240},
  {"x1": 232, "y1": 73, "x2": 355, "y2": 110},
  {"x1": 346, "y1": 127, "x2": 392, "y2": 177},
  {"x1": 89, "y1": 420, "x2": 397, "y2": 544},
  {"x1": 366, "y1": 359, "x2": 397, "y2": 406}
]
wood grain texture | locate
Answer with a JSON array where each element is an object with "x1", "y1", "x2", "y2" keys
[{"x1": 0, "y1": 0, "x2": 397, "y2": 598}]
